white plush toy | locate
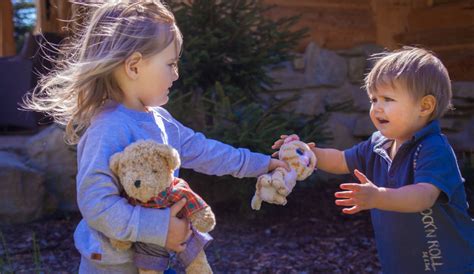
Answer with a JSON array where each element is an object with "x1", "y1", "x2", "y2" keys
[{"x1": 251, "y1": 139, "x2": 317, "y2": 210}]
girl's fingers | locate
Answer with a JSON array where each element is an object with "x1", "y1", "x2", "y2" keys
[
  {"x1": 354, "y1": 169, "x2": 369, "y2": 184},
  {"x1": 335, "y1": 199, "x2": 355, "y2": 207},
  {"x1": 271, "y1": 151, "x2": 279, "y2": 158},
  {"x1": 271, "y1": 139, "x2": 284, "y2": 149},
  {"x1": 342, "y1": 206, "x2": 361, "y2": 215},
  {"x1": 334, "y1": 191, "x2": 353, "y2": 199},
  {"x1": 340, "y1": 183, "x2": 361, "y2": 191},
  {"x1": 307, "y1": 142, "x2": 316, "y2": 147}
]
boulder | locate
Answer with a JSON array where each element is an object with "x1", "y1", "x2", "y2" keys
[
  {"x1": 25, "y1": 125, "x2": 78, "y2": 212},
  {"x1": 305, "y1": 42, "x2": 347, "y2": 88},
  {"x1": 0, "y1": 151, "x2": 45, "y2": 224}
]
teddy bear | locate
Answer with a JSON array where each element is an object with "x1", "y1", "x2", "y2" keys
[
  {"x1": 251, "y1": 139, "x2": 317, "y2": 210},
  {"x1": 108, "y1": 139, "x2": 215, "y2": 274}
]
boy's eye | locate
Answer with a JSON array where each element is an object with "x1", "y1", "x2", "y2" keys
[
  {"x1": 384, "y1": 97, "x2": 394, "y2": 102},
  {"x1": 369, "y1": 98, "x2": 377, "y2": 104}
]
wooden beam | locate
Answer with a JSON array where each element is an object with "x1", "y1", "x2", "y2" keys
[
  {"x1": 0, "y1": 0, "x2": 16, "y2": 57},
  {"x1": 35, "y1": 0, "x2": 73, "y2": 35}
]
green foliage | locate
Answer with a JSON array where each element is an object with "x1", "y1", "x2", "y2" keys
[
  {"x1": 0, "y1": 230, "x2": 13, "y2": 273},
  {"x1": 166, "y1": 0, "x2": 330, "y2": 153},
  {"x1": 12, "y1": 0, "x2": 36, "y2": 52}
]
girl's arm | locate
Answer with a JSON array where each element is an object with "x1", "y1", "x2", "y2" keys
[
  {"x1": 171, "y1": 117, "x2": 272, "y2": 178},
  {"x1": 76, "y1": 120, "x2": 173, "y2": 247}
]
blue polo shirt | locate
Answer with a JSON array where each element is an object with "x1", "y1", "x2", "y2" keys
[{"x1": 344, "y1": 120, "x2": 474, "y2": 274}]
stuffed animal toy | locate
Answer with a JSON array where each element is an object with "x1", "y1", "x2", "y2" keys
[
  {"x1": 251, "y1": 139, "x2": 317, "y2": 210},
  {"x1": 108, "y1": 140, "x2": 215, "y2": 274}
]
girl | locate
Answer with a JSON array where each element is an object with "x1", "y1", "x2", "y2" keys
[{"x1": 23, "y1": 1, "x2": 287, "y2": 273}]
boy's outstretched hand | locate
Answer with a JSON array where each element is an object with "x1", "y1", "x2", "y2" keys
[{"x1": 335, "y1": 169, "x2": 382, "y2": 214}]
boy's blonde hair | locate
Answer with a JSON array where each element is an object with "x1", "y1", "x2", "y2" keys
[
  {"x1": 23, "y1": 0, "x2": 183, "y2": 144},
  {"x1": 364, "y1": 46, "x2": 453, "y2": 120}
]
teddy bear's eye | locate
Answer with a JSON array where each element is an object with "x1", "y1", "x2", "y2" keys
[
  {"x1": 134, "y1": 180, "x2": 141, "y2": 188},
  {"x1": 296, "y1": 149, "x2": 304, "y2": 156}
]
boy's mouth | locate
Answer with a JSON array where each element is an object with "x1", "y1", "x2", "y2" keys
[{"x1": 376, "y1": 118, "x2": 389, "y2": 124}]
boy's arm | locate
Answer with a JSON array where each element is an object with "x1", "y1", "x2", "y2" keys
[
  {"x1": 271, "y1": 134, "x2": 350, "y2": 174},
  {"x1": 312, "y1": 147, "x2": 350, "y2": 175},
  {"x1": 335, "y1": 169, "x2": 441, "y2": 214}
]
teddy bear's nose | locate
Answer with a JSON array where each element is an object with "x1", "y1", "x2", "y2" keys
[{"x1": 134, "y1": 180, "x2": 141, "y2": 188}]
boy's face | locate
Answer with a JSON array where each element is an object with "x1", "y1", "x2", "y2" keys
[{"x1": 368, "y1": 82, "x2": 427, "y2": 144}]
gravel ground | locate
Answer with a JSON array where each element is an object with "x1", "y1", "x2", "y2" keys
[{"x1": 1, "y1": 182, "x2": 384, "y2": 273}]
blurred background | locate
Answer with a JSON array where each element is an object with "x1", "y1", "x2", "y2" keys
[{"x1": 0, "y1": 0, "x2": 473, "y2": 273}]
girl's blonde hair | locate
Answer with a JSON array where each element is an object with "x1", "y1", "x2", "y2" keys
[{"x1": 23, "y1": 0, "x2": 183, "y2": 144}]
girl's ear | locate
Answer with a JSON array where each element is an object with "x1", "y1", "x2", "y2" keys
[
  {"x1": 124, "y1": 52, "x2": 143, "y2": 80},
  {"x1": 420, "y1": 95, "x2": 436, "y2": 118}
]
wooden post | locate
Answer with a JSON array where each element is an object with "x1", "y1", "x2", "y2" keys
[
  {"x1": 35, "y1": 0, "x2": 73, "y2": 35},
  {"x1": 0, "y1": 0, "x2": 16, "y2": 57}
]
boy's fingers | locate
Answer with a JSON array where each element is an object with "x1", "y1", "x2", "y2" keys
[
  {"x1": 335, "y1": 199, "x2": 355, "y2": 207},
  {"x1": 307, "y1": 142, "x2": 316, "y2": 147},
  {"x1": 342, "y1": 206, "x2": 361, "y2": 215},
  {"x1": 340, "y1": 183, "x2": 360, "y2": 191},
  {"x1": 334, "y1": 191, "x2": 353, "y2": 198},
  {"x1": 354, "y1": 169, "x2": 369, "y2": 184}
]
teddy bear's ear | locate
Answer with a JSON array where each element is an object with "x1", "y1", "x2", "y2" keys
[
  {"x1": 109, "y1": 152, "x2": 122, "y2": 175},
  {"x1": 152, "y1": 143, "x2": 181, "y2": 171}
]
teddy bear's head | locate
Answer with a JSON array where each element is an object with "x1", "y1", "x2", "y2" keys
[
  {"x1": 109, "y1": 140, "x2": 180, "y2": 203},
  {"x1": 278, "y1": 140, "x2": 316, "y2": 180}
]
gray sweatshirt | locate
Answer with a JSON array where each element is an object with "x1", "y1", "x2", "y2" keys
[{"x1": 74, "y1": 101, "x2": 270, "y2": 265}]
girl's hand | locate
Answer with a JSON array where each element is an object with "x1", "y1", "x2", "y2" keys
[
  {"x1": 268, "y1": 158, "x2": 290, "y2": 172},
  {"x1": 334, "y1": 169, "x2": 381, "y2": 214},
  {"x1": 165, "y1": 198, "x2": 192, "y2": 252}
]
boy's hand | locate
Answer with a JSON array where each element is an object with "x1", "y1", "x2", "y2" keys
[
  {"x1": 335, "y1": 169, "x2": 381, "y2": 214},
  {"x1": 165, "y1": 198, "x2": 192, "y2": 252},
  {"x1": 268, "y1": 158, "x2": 290, "y2": 172},
  {"x1": 270, "y1": 134, "x2": 316, "y2": 158}
]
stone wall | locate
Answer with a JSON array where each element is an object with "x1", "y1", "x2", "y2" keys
[
  {"x1": 263, "y1": 42, "x2": 474, "y2": 155},
  {"x1": 1, "y1": 42, "x2": 472, "y2": 224}
]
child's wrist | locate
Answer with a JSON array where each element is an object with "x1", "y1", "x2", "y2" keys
[{"x1": 373, "y1": 186, "x2": 387, "y2": 209}]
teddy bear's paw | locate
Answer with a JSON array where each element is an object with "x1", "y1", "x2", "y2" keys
[
  {"x1": 185, "y1": 250, "x2": 212, "y2": 274},
  {"x1": 190, "y1": 207, "x2": 216, "y2": 233},
  {"x1": 110, "y1": 239, "x2": 132, "y2": 251},
  {"x1": 251, "y1": 194, "x2": 262, "y2": 210},
  {"x1": 139, "y1": 269, "x2": 163, "y2": 274}
]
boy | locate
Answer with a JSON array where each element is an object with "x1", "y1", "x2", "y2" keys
[{"x1": 274, "y1": 47, "x2": 474, "y2": 273}]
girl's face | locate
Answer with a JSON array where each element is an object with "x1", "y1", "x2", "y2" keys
[{"x1": 136, "y1": 41, "x2": 179, "y2": 108}]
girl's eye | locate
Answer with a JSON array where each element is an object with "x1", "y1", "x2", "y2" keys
[{"x1": 296, "y1": 149, "x2": 304, "y2": 156}]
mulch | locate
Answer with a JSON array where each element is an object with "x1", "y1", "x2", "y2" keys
[{"x1": 0, "y1": 181, "x2": 382, "y2": 273}]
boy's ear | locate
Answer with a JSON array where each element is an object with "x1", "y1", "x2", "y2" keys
[
  {"x1": 420, "y1": 95, "x2": 436, "y2": 117},
  {"x1": 124, "y1": 52, "x2": 142, "y2": 80},
  {"x1": 109, "y1": 152, "x2": 122, "y2": 175}
]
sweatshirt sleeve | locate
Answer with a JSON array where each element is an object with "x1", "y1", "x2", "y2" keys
[
  {"x1": 170, "y1": 116, "x2": 271, "y2": 178},
  {"x1": 76, "y1": 118, "x2": 170, "y2": 247}
]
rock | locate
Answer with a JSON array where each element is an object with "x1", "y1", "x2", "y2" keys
[
  {"x1": 350, "y1": 85, "x2": 371, "y2": 112},
  {"x1": 353, "y1": 115, "x2": 376, "y2": 137},
  {"x1": 324, "y1": 85, "x2": 354, "y2": 110},
  {"x1": 347, "y1": 56, "x2": 367, "y2": 83},
  {"x1": 336, "y1": 43, "x2": 384, "y2": 57},
  {"x1": 276, "y1": 89, "x2": 327, "y2": 116},
  {"x1": 305, "y1": 42, "x2": 347, "y2": 88},
  {"x1": 265, "y1": 61, "x2": 306, "y2": 91},
  {"x1": 452, "y1": 81, "x2": 474, "y2": 100},
  {"x1": 447, "y1": 118, "x2": 474, "y2": 153},
  {"x1": 440, "y1": 118, "x2": 464, "y2": 132},
  {"x1": 0, "y1": 151, "x2": 45, "y2": 224},
  {"x1": 25, "y1": 125, "x2": 78, "y2": 212},
  {"x1": 326, "y1": 112, "x2": 359, "y2": 149}
]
